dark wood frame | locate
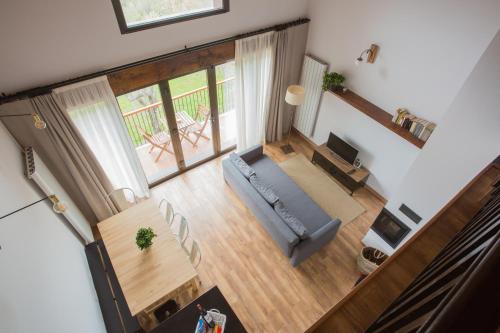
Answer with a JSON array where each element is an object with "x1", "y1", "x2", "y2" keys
[
  {"x1": 120, "y1": 60, "x2": 236, "y2": 188},
  {"x1": 110, "y1": 0, "x2": 230, "y2": 34}
]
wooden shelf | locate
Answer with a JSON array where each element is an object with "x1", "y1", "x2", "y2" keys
[{"x1": 329, "y1": 89, "x2": 425, "y2": 149}]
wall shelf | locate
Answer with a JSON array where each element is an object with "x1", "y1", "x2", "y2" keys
[{"x1": 329, "y1": 89, "x2": 425, "y2": 149}]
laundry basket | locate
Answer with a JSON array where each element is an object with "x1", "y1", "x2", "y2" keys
[
  {"x1": 357, "y1": 247, "x2": 388, "y2": 275},
  {"x1": 195, "y1": 309, "x2": 226, "y2": 333}
]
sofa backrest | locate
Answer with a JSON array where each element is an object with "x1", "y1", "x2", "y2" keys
[{"x1": 222, "y1": 159, "x2": 299, "y2": 257}]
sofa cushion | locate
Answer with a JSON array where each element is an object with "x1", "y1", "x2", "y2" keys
[
  {"x1": 249, "y1": 174, "x2": 280, "y2": 205},
  {"x1": 229, "y1": 153, "x2": 256, "y2": 179},
  {"x1": 274, "y1": 201, "x2": 309, "y2": 239},
  {"x1": 249, "y1": 156, "x2": 332, "y2": 233}
]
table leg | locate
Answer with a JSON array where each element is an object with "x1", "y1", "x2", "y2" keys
[{"x1": 137, "y1": 311, "x2": 159, "y2": 332}]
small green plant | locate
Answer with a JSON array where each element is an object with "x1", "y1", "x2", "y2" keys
[
  {"x1": 322, "y1": 71, "x2": 345, "y2": 91},
  {"x1": 136, "y1": 227, "x2": 157, "y2": 250}
]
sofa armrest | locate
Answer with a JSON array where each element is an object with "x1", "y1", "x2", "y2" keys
[
  {"x1": 238, "y1": 144, "x2": 263, "y2": 163},
  {"x1": 289, "y1": 219, "x2": 342, "y2": 267}
]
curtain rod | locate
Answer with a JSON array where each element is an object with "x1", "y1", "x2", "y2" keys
[{"x1": 0, "y1": 17, "x2": 310, "y2": 105}]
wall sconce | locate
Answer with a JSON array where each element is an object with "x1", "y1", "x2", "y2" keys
[
  {"x1": 49, "y1": 195, "x2": 67, "y2": 214},
  {"x1": 0, "y1": 112, "x2": 47, "y2": 129},
  {"x1": 355, "y1": 44, "x2": 379, "y2": 65}
]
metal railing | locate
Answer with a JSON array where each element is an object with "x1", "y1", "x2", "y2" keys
[{"x1": 122, "y1": 77, "x2": 235, "y2": 147}]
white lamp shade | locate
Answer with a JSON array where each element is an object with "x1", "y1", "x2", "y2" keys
[{"x1": 285, "y1": 85, "x2": 305, "y2": 106}]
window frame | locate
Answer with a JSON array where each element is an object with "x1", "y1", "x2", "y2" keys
[{"x1": 111, "y1": 0, "x2": 230, "y2": 34}]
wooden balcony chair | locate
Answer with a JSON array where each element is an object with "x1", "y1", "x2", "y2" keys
[
  {"x1": 137, "y1": 126, "x2": 173, "y2": 162},
  {"x1": 189, "y1": 105, "x2": 211, "y2": 147}
]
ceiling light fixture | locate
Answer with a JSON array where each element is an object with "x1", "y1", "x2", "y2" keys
[{"x1": 355, "y1": 44, "x2": 379, "y2": 66}]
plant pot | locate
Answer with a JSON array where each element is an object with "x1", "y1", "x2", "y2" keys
[{"x1": 331, "y1": 85, "x2": 344, "y2": 92}]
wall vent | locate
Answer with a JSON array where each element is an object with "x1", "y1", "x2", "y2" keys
[{"x1": 399, "y1": 204, "x2": 422, "y2": 224}]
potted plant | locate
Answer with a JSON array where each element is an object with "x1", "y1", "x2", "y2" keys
[
  {"x1": 136, "y1": 227, "x2": 157, "y2": 251},
  {"x1": 322, "y1": 71, "x2": 345, "y2": 91}
]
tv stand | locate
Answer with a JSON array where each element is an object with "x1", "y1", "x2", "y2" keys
[{"x1": 312, "y1": 144, "x2": 370, "y2": 194}]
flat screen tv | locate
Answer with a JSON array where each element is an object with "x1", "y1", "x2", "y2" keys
[{"x1": 327, "y1": 132, "x2": 358, "y2": 165}]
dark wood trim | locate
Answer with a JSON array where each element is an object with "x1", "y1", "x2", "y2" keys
[
  {"x1": 329, "y1": 89, "x2": 426, "y2": 149},
  {"x1": 148, "y1": 145, "x2": 236, "y2": 188},
  {"x1": 109, "y1": 42, "x2": 235, "y2": 96},
  {"x1": 307, "y1": 157, "x2": 500, "y2": 332},
  {"x1": 207, "y1": 66, "x2": 221, "y2": 155},
  {"x1": 110, "y1": 0, "x2": 230, "y2": 34},
  {"x1": 290, "y1": 126, "x2": 317, "y2": 149},
  {"x1": 365, "y1": 184, "x2": 387, "y2": 203},
  {"x1": 158, "y1": 80, "x2": 185, "y2": 169},
  {"x1": 0, "y1": 18, "x2": 309, "y2": 105}
]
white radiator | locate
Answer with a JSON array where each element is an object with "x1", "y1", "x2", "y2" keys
[
  {"x1": 294, "y1": 55, "x2": 328, "y2": 137},
  {"x1": 24, "y1": 146, "x2": 93, "y2": 244}
]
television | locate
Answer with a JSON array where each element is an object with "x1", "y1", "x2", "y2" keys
[{"x1": 326, "y1": 132, "x2": 358, "y2": 165}]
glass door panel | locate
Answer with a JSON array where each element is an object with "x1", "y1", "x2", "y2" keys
[
  {"x1": 116, "y1": 84, "x2": 179, "y2": 184},
  {"x1": 168, "y1": 70, "x2": 215, "y2": 167},
  {"x1": 216, "y1": 61, "x2": 237, "y2": 150}
]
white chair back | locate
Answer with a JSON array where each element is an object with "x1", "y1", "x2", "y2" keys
[
  {"x1": 182, "y1": 238, "x2": 201, "y2": 268},
  {"x1": 106, "y1": 187, "x2": 137, "y2": 212},
  {"x1": 158, "y1": 199, "x2": 175, "y2": 226},
  {"x1": 176, "y1": 216, "x2": 189, "y2": 246},
  {"x1": 189, "y1": 240, "x2": 201, "y2": 268}
]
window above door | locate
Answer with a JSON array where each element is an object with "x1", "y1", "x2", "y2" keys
[{"x1": 111, "y1": 0, "x2": 230, "y2": 34}]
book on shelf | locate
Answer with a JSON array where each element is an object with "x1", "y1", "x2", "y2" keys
[{"x1": 392, "y1": 108, "x2": 436, "y2": 142}]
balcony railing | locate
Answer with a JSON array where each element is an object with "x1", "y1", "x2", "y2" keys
[{"x1": 122, "y1": 77, "x2": 235, "y2": 147}]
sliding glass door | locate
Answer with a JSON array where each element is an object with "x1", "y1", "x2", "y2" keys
[
  {"x1": 116, "y1": 61, "x2": 237, "y2": 186},
  {"x1": 216, "y1": 61, "x2": 237, "y2": 150},
  {"x1": 168, "y1": 69, "x2": 215, "y2": 167},
  {"x1": 117, "y1": 84, "x2": 179, "y2": 184}
]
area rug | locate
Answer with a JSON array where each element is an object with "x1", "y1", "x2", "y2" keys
[{"x1": 279, "y1": 154, "x2": 366, "y2": 225}]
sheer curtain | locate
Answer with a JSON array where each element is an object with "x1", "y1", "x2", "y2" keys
[
  {"x1": 54, "y1": 77, "x2": 149, "y2": 198},
  {"x1": 235, "y1": 32, "x2": 275, "y2": 150}
]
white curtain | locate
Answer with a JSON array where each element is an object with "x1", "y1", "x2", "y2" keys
[
  {"x1": 53, "y1": 77, "x2": 149, "y2": 198},
  {"x1": 235, "y1": 32, "x2": 275, "y2": 151}
]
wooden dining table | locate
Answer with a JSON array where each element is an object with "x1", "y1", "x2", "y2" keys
[{"x1": 97, "y1": 199, "x2": 199, "y2": 330}]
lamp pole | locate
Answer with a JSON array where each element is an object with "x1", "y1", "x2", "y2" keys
[{"x1": 280, "y1": 85, "x2": 305, "y2": 154}]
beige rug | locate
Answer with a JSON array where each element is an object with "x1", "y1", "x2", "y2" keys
[{"x1": 279, "y1": 154, "x2": 366, "y2": 225}]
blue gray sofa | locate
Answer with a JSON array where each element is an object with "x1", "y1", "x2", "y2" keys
[{"x1": 222, "y1": 145, "x2": 342, "y2": 266}]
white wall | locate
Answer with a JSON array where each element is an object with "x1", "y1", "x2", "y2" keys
[
  {"x1": 0, "y1": 122, "x2": 105, "y2": 333},
  {"x1": 306, "y1": 0, "x2": 500, "y2": 198},
  {"x1": 0, "y1": 0, "x2": 308, "y2": 94},
  {"x1": 375, "y1": 29, "x2": 500, "y2": 252}
]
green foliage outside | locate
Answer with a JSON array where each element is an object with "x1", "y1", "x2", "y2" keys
[
  {"x1": 120, "y1": 0, "x2": 216, "y2": 26},
  {"x1": 117, "y1": 65, "x2": 235, "y2": 147}
]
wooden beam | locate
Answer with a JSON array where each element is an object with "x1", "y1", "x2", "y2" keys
[{"x1": 108, "y1": 42, "x2": 235, "y2": 96}]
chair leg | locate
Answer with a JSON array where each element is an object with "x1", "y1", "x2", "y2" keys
[{"x1": 155, "y1": 144, "x2": 168, "y2": 162}]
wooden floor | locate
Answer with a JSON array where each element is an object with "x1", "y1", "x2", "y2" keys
[{"x1": 148, "y1": 133, "x2": 385, "y2": 332}]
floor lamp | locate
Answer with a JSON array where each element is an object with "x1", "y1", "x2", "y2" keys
[{"x1": 280, "y1": 85, "x2": 305, "y2": 154}]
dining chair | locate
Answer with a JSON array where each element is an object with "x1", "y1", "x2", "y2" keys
[
  {"x1": 174, "y1": 216, "x2": 189, "y2": 246},
  {"x1": 137, "y1": 126, "x2": 173, "y2": 162},
  {"x1": 189, "y1": 105, "x2": 211, "y2": 147},
  {"x1": 183, "y1": 238, "x2": 202, "y2": 269},
  {"x1": 106, "y1": 187, "x2": 137, "y2": 212},
  {"x1": 158, "y1": 199, "x2": 176, "y2": 226}
]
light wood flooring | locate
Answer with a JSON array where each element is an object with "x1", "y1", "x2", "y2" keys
[{"x1": 148, "y1": 133, "x2": 385, "y2": 332}]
